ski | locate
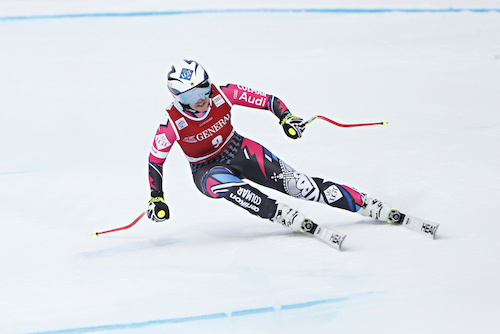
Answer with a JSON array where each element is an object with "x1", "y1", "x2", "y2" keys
[
  {"x1": 392, "y1": 212, "x2": 439, "y2": 239},
  {"x1": 300, "y1": 220, "x2": 346, "y2": 250}
]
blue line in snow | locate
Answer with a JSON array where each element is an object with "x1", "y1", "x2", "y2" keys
[
  {"x1": 20, "y1": 296, "x2": 354, "y2": 334},
  {"x1": 0, "y1": 170, "x2": 33, "y2": 176},
  {"x1": 281, "y1": 296, "x2": 348, "y2": 310},
  {"x1": 1, "y1": 8, "x2": 500, "y2": 21},
  {"x1": 231, "y1": 307, "x2": 275, "y2": 316},
  {"x1": 24, "y1": 313, "x2": 229, "y2": 334}
]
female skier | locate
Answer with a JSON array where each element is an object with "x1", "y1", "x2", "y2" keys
[{"x1": 147, "y1": 59, "x2": 401, "y2": 234}]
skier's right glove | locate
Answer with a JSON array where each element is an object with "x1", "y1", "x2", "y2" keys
[
  {"x1": 147, "y1": 197, "x2": 170, "y2": 222},
  {"x1": 280, "y1": 114, "x2": 305, "y2": 139}
]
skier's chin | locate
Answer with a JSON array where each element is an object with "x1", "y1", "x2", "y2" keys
[{"x1": 190, "y1": 98, "x2": 209, "y2": 112}]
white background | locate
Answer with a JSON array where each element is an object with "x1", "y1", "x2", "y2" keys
[{"x1": 1, "y1": 1, "x2": 500, "y2": 333}]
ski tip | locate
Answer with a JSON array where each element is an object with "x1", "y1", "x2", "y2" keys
[
  {"x1": 331, "y1": 233, "x2": 346, "y2": 251},
  {"x1": 423, "y1": 222, "x2": 439, "y2": 239},
  {"x1": 338, "y1": 236, "x2": 346, "y2": 251},
  {"x1": 431, "y1": 224, "x2": 440, "y2": 240}
]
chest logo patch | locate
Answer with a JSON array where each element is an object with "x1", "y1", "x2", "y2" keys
[
  {"x1": 175, "y1": 117, "x2": 188, "y2": 130},
  {"x1": 213, "y1": 94, "x2": 225, "y2": 107}
]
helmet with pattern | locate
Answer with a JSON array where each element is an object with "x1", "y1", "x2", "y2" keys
[{"x1": 167, "y1": 60, "x2": 212, "y2": 107}]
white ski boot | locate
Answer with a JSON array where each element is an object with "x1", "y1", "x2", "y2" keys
[
  {"x1": 358, "y1": 196, "x2": 403, "y2": 224},
  {"x1": 271, "y1": 202, "x2": 347, "y2": 250},
  {"x1": 271, "y1": 202, "x2": 306, "y2": 231}
]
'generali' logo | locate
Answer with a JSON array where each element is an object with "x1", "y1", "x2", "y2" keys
[{"x1": 194, "y1": 113, "x2": 230, "y2": 142}]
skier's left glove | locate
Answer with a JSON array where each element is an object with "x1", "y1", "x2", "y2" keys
[
  {"x1": 280, "y1": 114, "x2": 306, "y2": 139},
  {"x1": 147, "y1": 197, "x2": 170, "y2": 222}
]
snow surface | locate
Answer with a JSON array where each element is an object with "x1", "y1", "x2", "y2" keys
[{"x1": 1, "y1": 1, "x2": 500, "y2": 333}]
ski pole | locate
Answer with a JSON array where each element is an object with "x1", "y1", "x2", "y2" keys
[
  {"x1": 304, "y1": 115, "x2": 388, "y2": 128},
  {"x1": 93, "y1": 211, "x2": 146, "y2": 236}
]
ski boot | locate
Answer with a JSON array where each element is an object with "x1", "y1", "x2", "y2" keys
[
  {"x1": 358, "y1": 196, "x2": 403, "y2": 225},
  {"x1": 271, "y1": 202, "x2": 347, "y2": 249},
  {"x1": 270, "y1": 202, "x2": 307, "y2": 231}
]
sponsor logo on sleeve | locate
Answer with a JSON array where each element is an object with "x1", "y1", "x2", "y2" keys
[
  {"x1": 236, "y1": 85, "x2": 267, "y2": 107},
  {"x1": 155, "y1": 133, "x2": 171, "y2": 150}
]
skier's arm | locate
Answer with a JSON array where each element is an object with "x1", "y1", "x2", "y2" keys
[
  {"x1": 147, "y1": 120, "x2": 178, "y2": 222},
  {"x1": 219, "y1": 83, "x2": 305, "y2": 139}
]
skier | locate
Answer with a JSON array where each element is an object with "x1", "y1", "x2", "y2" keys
[{"x1": 147, "y1": 59, "x2": 401, "y2": 234}]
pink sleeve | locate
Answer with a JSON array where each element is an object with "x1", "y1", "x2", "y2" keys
[
  {"x1": 219, "y1": 83, "x2": 290, "y2": 119},
  {"x1": 219, "y1": 83, "x2": 270, "y2": 109},
  {"x1": 148, "y1": 120, "x2": 178, "y2": 164}
]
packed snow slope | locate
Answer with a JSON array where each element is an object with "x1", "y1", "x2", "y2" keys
[{"x1": 1, "y1": 1, "x2": 499, "y2": 333}]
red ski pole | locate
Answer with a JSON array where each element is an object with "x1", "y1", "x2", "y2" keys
[
  {"x1": 304, "y1": 115, "x2": 388, "y2": 128},
  {"x1": 93, "y1": 211, "x2": 146, "y2": 236}
]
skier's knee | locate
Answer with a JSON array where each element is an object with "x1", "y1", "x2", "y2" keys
[{"x1": 194, "y1": 164, "x2": 242, "y2": 198}]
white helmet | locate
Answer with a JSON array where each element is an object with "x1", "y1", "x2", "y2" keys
[{"x1": 167, "y1": 60, "x2": 212, "y2": 105}]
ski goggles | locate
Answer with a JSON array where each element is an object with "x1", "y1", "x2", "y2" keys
[{"x1": 177, "y1": 80, "x2": 211, "y2": 105}]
